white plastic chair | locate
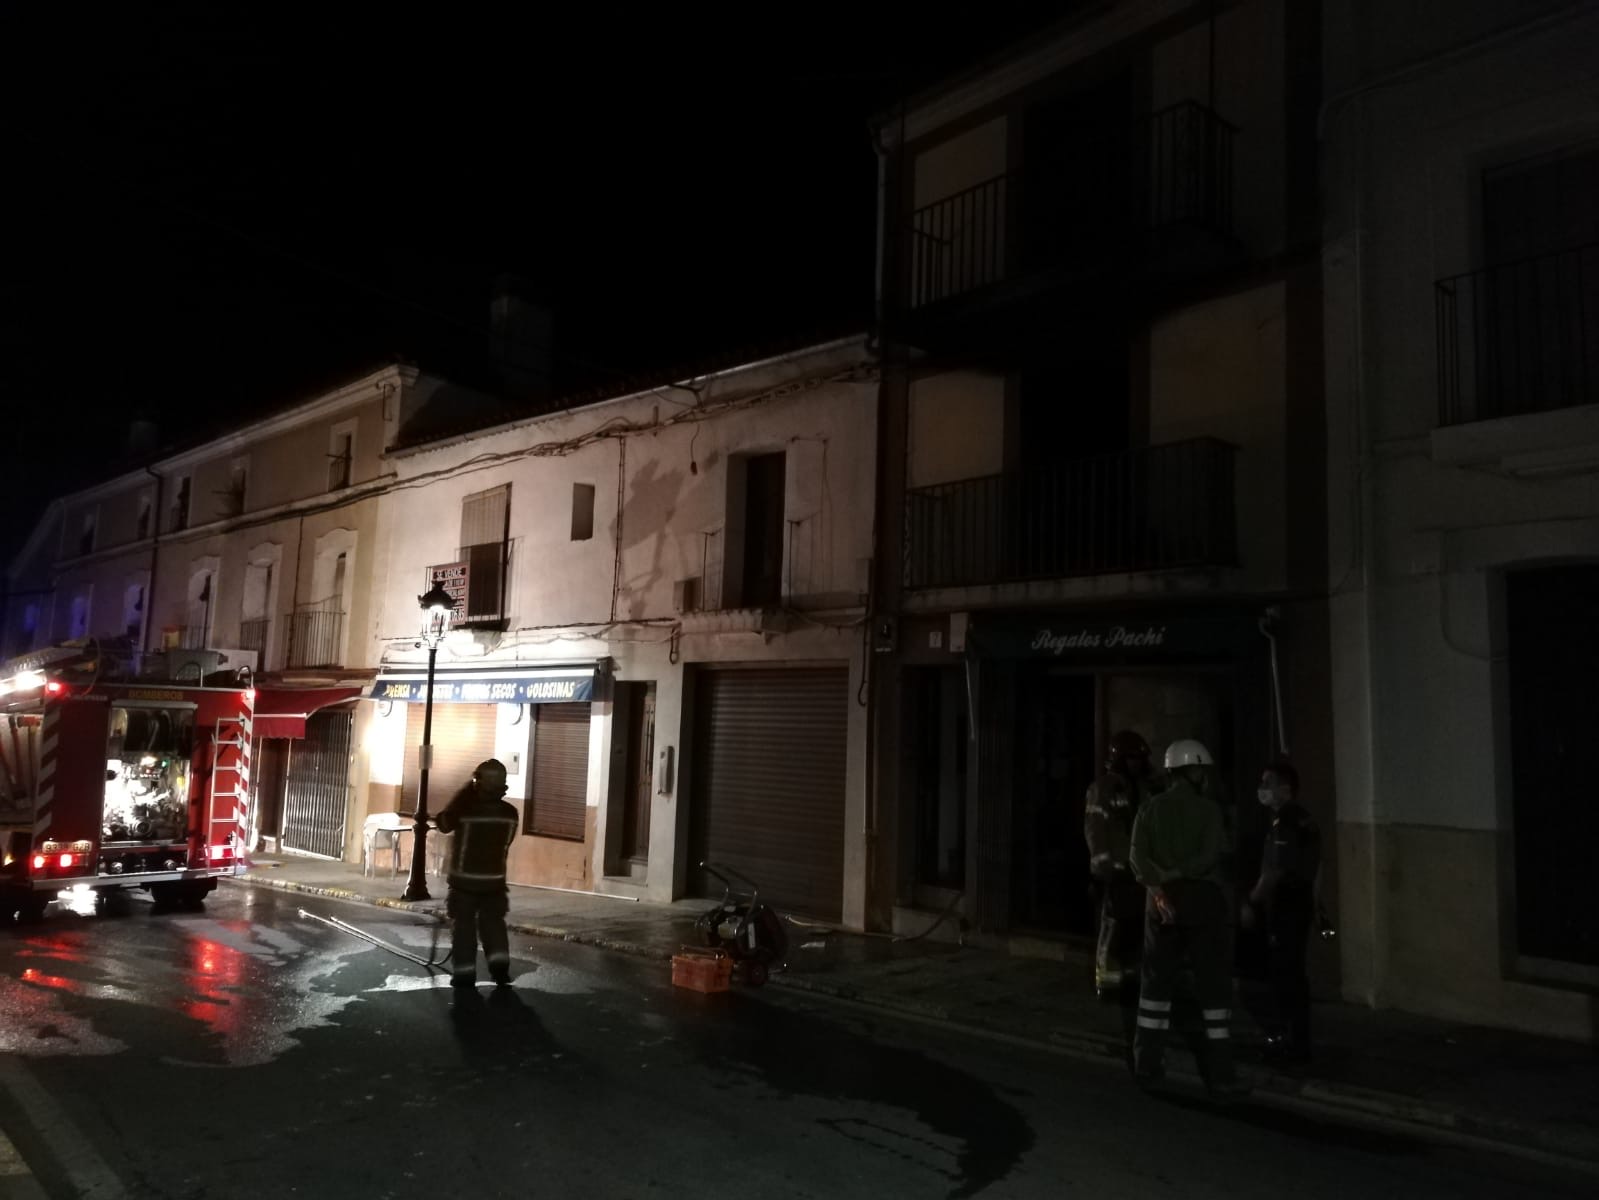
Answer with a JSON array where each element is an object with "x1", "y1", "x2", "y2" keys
[{"x1": 362, "y1": 813, "x2": 414, "y2": 878}]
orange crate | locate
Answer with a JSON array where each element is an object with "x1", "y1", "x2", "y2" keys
[{"x1": 672, "y1": 947, "x2": 732, "y2": 993}]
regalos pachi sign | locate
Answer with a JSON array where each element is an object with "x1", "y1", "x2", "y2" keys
[{"x1": 969, "y1": 613, "x2": 1260, "y2": 661}]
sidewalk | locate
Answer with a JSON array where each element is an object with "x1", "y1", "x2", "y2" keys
[{"x1": 230, "y1": 854, "x2": 1599, "y2": 1170}]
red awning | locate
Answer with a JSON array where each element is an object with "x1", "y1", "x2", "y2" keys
[{"x1": 253, "y1": 687, "x2": 365, "y2": 739}]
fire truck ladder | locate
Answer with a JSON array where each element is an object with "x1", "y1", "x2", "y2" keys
[{"x1": 208, "y1": 715, "x2": 250, "y2": 857}]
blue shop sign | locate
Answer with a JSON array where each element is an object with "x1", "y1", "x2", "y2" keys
[{"x1": 368, "y1": 667, "x2": 594, "y2": 705}]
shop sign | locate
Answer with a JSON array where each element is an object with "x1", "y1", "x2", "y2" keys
[
  {"x1": 368, "y1": 668, "x2": 594, "y2": 705},
  {"x1": 971, "y1": 613, "x2": 1259, "y2": 660}
]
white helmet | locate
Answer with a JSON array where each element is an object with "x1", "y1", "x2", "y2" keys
[{"x1": 1164, "y1": 739, "x2": 1214, "y2": 769}]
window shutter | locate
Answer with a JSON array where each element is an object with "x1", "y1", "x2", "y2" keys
[
  {"x1": 460, "y1": 485, "x2": 510, "y2": 620},
  {"x1": 528, "y1": 703, "x2": 590, "y2": 840}
]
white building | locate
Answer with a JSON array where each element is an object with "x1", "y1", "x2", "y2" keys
[
  {"x1": 357, "y1": 337, "x2": 879, "y2": 920},
  {"x1": 1323, "y1": 0, "x2": 1599, "y2": 1039}
]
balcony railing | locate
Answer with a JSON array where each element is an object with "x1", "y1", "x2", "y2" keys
[
  {"x1": 285, "y1": 609, "x2": 344, "y2": 669},
  {"x1": 902, "y1": 102, "x2": 1236, "y2": 311},
  {"x1": 903, "y1": 438, "x2": 1238, "y2": 590},
  {"x1": 1437, "y1": 242, "x2": 1599, "y2": 425},
  {"x1": 237, "y1": 618, "x2": 269, "y2": 654}
]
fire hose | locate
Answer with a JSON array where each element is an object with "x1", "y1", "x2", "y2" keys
[{"x1": 297, "y1": 907, "x2": 452, "y2": 970}]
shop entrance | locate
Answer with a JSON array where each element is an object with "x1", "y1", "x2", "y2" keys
[{"x1": 1006, "y1": 667, "x2": 1237, "y2": 937}]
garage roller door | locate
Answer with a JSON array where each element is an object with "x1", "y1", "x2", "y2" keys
[
  {"x1": 690, "y1": 667, "x2": 848, "y2": 921},
  {"x1": 403, "y1": 702, "x2": 498, "y2": 813}
]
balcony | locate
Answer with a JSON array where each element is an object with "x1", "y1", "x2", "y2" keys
[
  {"x1": 285, "y1": 606, "x2": 344, "y2": 669},
  {"x1": 1437, "y1": 243, "x2": 1599, "y2": 427},
  {"x1": 903, "y1": 438, "x2": 1237, "y2": 590},
  {"x1": 237, "y1": 618, "x2": 269, "y2": 655},
  {"x1": 897, "y1": 103, "x2": 1237, "y2": 322}
]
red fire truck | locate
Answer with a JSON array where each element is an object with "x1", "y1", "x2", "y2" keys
[{"x1": 1, "y1": 650, "x2": 254, "y2": 921}]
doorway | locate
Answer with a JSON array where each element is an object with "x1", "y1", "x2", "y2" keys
[
  {"x1": 620, "y1": 682, "x2": 656, "y2": 866},
  {"x1": 1010, "y1": 670, "x2": 1098, "y2": 934}
]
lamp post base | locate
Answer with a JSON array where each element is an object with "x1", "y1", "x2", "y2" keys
[{"x1": 401, "y1": 880, "x2": 432, "y2": 902}]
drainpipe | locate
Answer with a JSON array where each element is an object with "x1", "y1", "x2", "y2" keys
[
  {"x1": 143, "y1": 467, "x2": 164, "y2": 656},
  {"x1": 1258, "y1": 606, "x2": 1288, "y2": 757}
]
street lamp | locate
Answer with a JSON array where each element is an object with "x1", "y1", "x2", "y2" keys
[{"x1": 402, "y1": 584, "x2": 455, "y2": 902}]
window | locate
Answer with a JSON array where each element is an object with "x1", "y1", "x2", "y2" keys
[
  {"x1": 460, "y1": 484, "x2": 510, "y2": 623},
  {"x1": 68, "y1": 591, "x2": 91, "y2": 640},
  {"x1": 570, "y1": 483, "x2": 595, "y2": 541},
  {"x1": 328, "y1": 425, "x2": 355, "y2": 491},
  {"x1": 526, "y1": 703, "x2": 590, "y2": 840},
  {"x1": 741, "y1": 452, "x2": 786, "y2": 607},
  {"x1": 186, "y1": 571, "x2": 214, "y2": 649},
  {"x1": 172, "y1": 476, "x2": 191, "y2": 531},
  {"x1": 123, "y1": 582, "x2": 146, "y2": 642},
  {"x1": 78, "y1": 510, "x2": 96, "y2": 557},
  {"x1": 136, "y1": 493, "x2": 153, "y2": 540},
  {"x1": 223, "y1": 459, "x2": 249, "y2": 516}
]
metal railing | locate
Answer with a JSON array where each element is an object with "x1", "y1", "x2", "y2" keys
[
  {"x1": 285, "y1": 609, "x2": 344, "y2": 669},
  {"x1": 237, "y1": 618, "x2": 269, "y2": 654},
  {"x1": 902, "y1": 102, "x2": 1236, "y2": 310},
  {"x1": 903, "y1": 437, "x2": 1238, "y2": 590},
  {"x1": 1437, "y1": 242, "x2": 1598, "y2": 425}
]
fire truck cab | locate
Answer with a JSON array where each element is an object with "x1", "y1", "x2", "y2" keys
[{"x1": 1, "y1": 648, "x2": 254, "y2": 921}]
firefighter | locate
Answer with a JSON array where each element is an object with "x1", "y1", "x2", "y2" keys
[
  {"x1": 1128, "y1": 739, "x2": 1243, "y2": 1098},
  {"x1": 433, "y1": 758, "x2": 520, "y2": 988},
  {"x1": 1241, "y1": 760, "x2": 1320, "y2": 1062},
  {"x1": 1084, "y1": 730, "x2": 1156, "y2": 1000}
]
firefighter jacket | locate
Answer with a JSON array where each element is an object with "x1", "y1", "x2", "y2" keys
[
  {"x1": 1129, "y1": 775, "x2": 1227, "y2": 892},
  {"x1": 434, "y1": 784, "x2": 519, "y2": 895},
  {"x1": 1084, "y1": 773, "x2": 1148, "y2": 880}
]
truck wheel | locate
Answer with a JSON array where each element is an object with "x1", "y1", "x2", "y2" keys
[
  {"x1": 178, "y1": 882, "x2": 212, "y2": 912},
  {"x1": 13, "y1": 893, "x2": 49, "y2": 924},
  {"x1": 148, "y1": 882, "x2": 180, "y2": 911}
]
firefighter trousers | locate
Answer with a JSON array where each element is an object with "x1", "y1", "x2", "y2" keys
[
  {"x1": 447, "y1": 887, "x2": 511, "y2": 983},
  {"x1": 1133, "y1": 881, "x2": 1236, "y2": 1089},
  {"x1": 1094, "y1": 873, "x2": 1144, "y2": 994}
]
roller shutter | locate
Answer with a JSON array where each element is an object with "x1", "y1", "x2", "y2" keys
[
  {"x1": 403, "y1": 702, "x2": 497, "y2": 814},
  {"x1": 527, "y1": 703, "x2": 591, "y2": 841},
  {"x1": 690, "y1": 667, "x2": 848, "y2": 921}
]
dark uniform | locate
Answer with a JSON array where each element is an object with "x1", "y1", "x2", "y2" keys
[
  {"x1": 1084, "y1": 771, "x2": 1152, "y2": 996},
  {"x1": 1128, "y1": 770, "x2": 1237, "y2": 1091},
  {"x1": 433, "y1": 761, "x2": 520, "y2": 987},
  {"x1": 1252, "y1": 803, "x2": 1321, "y2": 1057}
]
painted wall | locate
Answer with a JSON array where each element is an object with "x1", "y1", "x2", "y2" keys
[
  {"x1": 1323, "y1": 0, "x2": 1599, "y2": 1038},
  {"x1": 363, "y1": 340, "x2": 878, "y2": 917}
]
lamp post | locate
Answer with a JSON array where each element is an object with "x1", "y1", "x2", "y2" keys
[{"x1": 402, "y1": 584, "x2": 455, "y2": 902}]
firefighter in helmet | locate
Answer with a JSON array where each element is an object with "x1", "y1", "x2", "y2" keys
[
  {"x1": 1084, "y1": 730, "x2": 1156, "y2": 1000},
  {"x1": 434, "y1": 759, "x2": 521, "y2": 988},
  {"x1": 1128, "y1": 739, "x2": 1243, "y2": 1098}
]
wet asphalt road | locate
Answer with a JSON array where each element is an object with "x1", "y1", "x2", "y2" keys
[{"x1": 0, "y1": 886, "x2": 1591, "y2": 1200}]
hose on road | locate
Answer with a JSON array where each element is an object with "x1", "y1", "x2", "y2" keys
[{"x1": 297, "y1": 907, "x2": 452, "y2": 971}]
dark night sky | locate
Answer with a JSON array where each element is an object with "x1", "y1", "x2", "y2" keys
[{"x1": 2, "y1": 7, "x2": 1063, "y2": 551}]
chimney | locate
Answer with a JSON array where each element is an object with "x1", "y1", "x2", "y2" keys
[
  {"x1": 489, "y1": 273, "x2": 552, "y2": 406},
  {"x1": 126, "y1": 418, "x2": 160, "y2": 459}
]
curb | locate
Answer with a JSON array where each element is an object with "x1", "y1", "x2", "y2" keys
[{"x1": 228, "y1": 874, "x2": 1599, "y2": 1172}]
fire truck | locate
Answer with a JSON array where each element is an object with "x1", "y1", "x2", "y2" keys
[{"x1": 0, "y1": 647, "x2": 254, "y2": 921}]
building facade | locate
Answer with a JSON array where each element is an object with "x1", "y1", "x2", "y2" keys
[
  {"x1": 865, "y1": 0, "x2": 1336, "y2": 975},
  {"x1": 1323, "y1": 0, "x2": 1599, "y2": 1038},
  {"x1": 358, "y1": 338, "x2": 879, "y2": 919}
]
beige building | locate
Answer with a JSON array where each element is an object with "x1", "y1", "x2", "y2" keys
[
  {"x1": 1323, "y1": 0, "x2": 1599, "y2": 1039},
  {"x1": 8, "y1": 364, "x2": 502, "y2": 862},
  {"x1": 356, "y1": 337, "x2": 878, "y2": 918}
]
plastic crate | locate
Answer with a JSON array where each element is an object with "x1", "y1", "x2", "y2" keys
[{"x1": 671, "y1": 947, "x2": 732, "y2": 993}]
